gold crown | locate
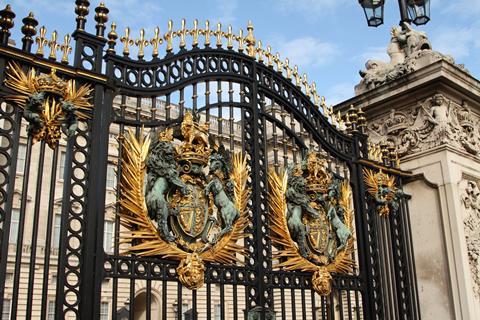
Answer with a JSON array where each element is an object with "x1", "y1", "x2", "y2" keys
[
  {"x1": 305, "y1": 152, "x2": 332, "y2": 193},
  {"x1": 34, "y1": 69, "x2": 68, "y2": 96},
  {"x1": 176, "y1": 111, "x2": 211, "y2": 165}
]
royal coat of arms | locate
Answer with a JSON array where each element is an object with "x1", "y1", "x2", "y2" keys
[
  {"x1": 363, "y1": 168, "x2": 403, "y2": 217},
  {"x1": 118, "y1": 111, "x2": 250, "y2": 290},
  {"x1": 268, "y1": 152, "x2": 355, "y2": 296}
]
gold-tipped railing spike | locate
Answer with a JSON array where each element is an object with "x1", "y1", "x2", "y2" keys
[
  {"x1": 164, "y1": 20, "x2": 174, "y2": 53},
  {"x1": 35, "y1": 26, "x2": 48, "y2": 56},
  {"x1": 135, "y1": 28, "x2": 149, "y2": 60},
  {"x1": 60, "y1": 34, "x2": 72, "y2": 64},
  {"x1": 311, "y1": 82, "x2": 320, "y2": 107},
  {"x1": 293, "y1": 65, "x2": 301, "y2": 87},
  {"x1": 320, "y1": 96, "x2": 328, "y2": 114},
  {"x1": 256, "y1": 40, "x2": 264, "y2": 63},
  {"x1": 237, "y1": 28, "x2": 244, "y2": 52},
  {"x1": 203, "y1": 20, "x2": 211, "y2": 47},
  {"x1": 226, "y1": 25, "x2": 234, "y2": 50},
  {"x1": 107, "y1": 22, "x2": 118, "y2": 53},
  {"x1": 48, "y1": 30, "x2": 59, "y2": 61},
  {"x1": 284, "y1": 58, "x2": 292, "y2": 79},
  {"x1": 266, "y1": 45, "x2": 273, "y2": 67},
  {"x1": 215, "y1": 22, "x2": 222, "y2": 47},
  {"x1": 150, "y1": 26, "x2": 162, "y2": 58},
  {"x1": 303, "y1": 74, "x2": 311, "y2": 97},
  {"x1": 191, "y1": 19, "x2": 199, "y2": 47},
  {"x1": 245, "y1": 21, "x2": 256, "y2": 57},
  {"x1": 274, "y1": 53, "x2": 283, "y2": 73},
  {"x1": 178, "y1": 19, "x2": 187, "y2": 49},
  {"x1": 120, "y1": 27, "x2": 133, "y2": 56}
]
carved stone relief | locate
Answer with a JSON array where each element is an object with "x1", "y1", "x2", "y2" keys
[
  {"x1": 367, "y1": 94, "x2": 480, "y2": 157},
  {"x1": 460, "y1": 179, "x2": 480, "y2": 300},
  {"x1": 356, "y1": 23, "x2": 468, "y2": 94}
]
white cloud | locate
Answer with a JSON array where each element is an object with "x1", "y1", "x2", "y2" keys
[
  {"x1": 209, "y1": 0, "x2": 238, "y2": 25},
  {"x1": 325, "y1": 82, "x2": 356, "y2": 106},
  {"x1": 354, "y1": 46, "x2": 389, "y2": 64},
  {"x1": 431, "y1": 26, "x2": 480, "y2": 59},
  {"x1": 276, "y1": 36, "x2": 339, "y2": 69},
  {"x1": 440, "y1": 0, "x2": 480, "y2": 17}
]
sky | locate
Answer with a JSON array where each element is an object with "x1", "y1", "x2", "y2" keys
[{"x1": 4, "y1": 0, "x2": 480, "y2": 105}]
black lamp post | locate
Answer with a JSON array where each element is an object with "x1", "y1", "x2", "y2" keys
[{"x1": 359, "y1": 0, "x2": 430, "y2": 27}]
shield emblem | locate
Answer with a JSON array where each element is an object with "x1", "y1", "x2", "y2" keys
[
  {"x1": 169, "y1": 183, "x2": 210, "y2": 241},
  {"x1": 305, "y1": 204, "x2": 336, "y2": 263}
]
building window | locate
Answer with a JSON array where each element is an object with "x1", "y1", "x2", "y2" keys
[
  {"x1": 47, "y1": 300, "x2": 55, "y2": 320},
  {"x1": 51, "y1": 275, "x2": 57, "y2": 285},
  {"x1": 182, "y1": 303, "x2": 189, "y2": 320},
  {"x1": 106, "y1": 165, "x2": 116, "y2": 189},
  {"x1": 9, "y1": 209, "x2": 20, "y2": 244},
  {"x1": 100, "y1": 302, "x2": 109, "y2": 320},
  {"x1": 5, "y1": 272, "x2": 13, "y2": 283},
  {"x1": 53, "y1": 214, "x2": 62, "y2": 248},
  {"x1": 104, "y1": 220, "x2": 114, "y2": 253},
  {"x1": 17, "y1": 144, "x2": 26, "y2": 174},
  {"x1": 2, "y1": 299, "x2": 11, "y2": 319}
]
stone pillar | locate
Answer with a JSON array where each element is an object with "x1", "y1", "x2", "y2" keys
[{"x1": 336, "y1": 35, "x2": 480, "y2": 319}]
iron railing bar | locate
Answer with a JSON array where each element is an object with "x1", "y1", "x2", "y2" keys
[
  {"x1": 11, "y1": 135, "x2": 33, "y2": 319},
  {"x1": 0, "y1": 104, "x2": 21, "y2": 317},
  {"x1": 26, "y1": 140, "x2": 46, "y2": 319},
  {"x1": 40, "y1": 143, "x2": 59, "y2": 320}
]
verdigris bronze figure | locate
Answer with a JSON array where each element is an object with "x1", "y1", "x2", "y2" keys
[
  {"x1": 205, "y1": 146, "x2": 239, "y2": 241},
  {"x1": 145, "y1": 130, "x2": 190, "y2": 242},
  {"x1": 286, "y1": 165, "x2": 320, "y2": 258}
]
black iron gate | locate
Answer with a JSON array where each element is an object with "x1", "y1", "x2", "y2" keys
[{"x1": 0, "y1": 2, "x2": 420, "y2": 319}]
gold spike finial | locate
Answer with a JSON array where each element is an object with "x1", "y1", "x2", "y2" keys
[
  {"x1": 135, "y1": 28, "x2": 149, "y2": 60},
  {"x1": 226, "y1": 25, "x2": 234, "y2": 49},
  {"x1": 48, "y1": 30, "x2": 60, "y2": 61},
  {"x1": 203, "y1": 20, "x2": 211, "y2": 46},
  {"x1": 245, "y1": 21, "x2": 256, "y2": 57},
  {"x1": 165, "y1": 20, "x2": 174, "y2": 53},
  {"x1": 215, "y1": 22, "x2": 222, "y2": 47},
  {"x1": 284, "y1": 58, "x2": 292, "y2": 79},
  {"x1": 266, "y1": 45, "x2": 273, "y2": 67},
  {"x1": 178, "y1": 18, "x2": 187, "y2": 49},
  {"x1": 191, "y1": 19, "x2": 199, "y2": 47},
  {"x1": 150, "y1": 26, "x2": 162, "y2": 58},
  {"x1": 303, "y1": 74, "x2": 311, "y2": 97},
  {"x1": 256, "y1": 40, "x2": 264, "y2": 63},
  {"x1": 35, "y1": 26, "x2": 48, "y2": 57},
  {"x1": 275, "y1": 53, "x2": 283, "y2": 72},
  {"x1": 293, "y1": 65, "x2": 301, "y2": 87},
  {"x1": 120, "y1": 27, "x2": 134, "y2": 56},
  {"x1": 60, "y1": 34, "x2": 72, "y2": 64},
  {"x1": 237, "y1": 28, "x2": 244, "y2": 52}
]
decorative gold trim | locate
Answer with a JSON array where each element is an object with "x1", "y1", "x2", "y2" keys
[{"x1": 0, "y1": 46, "x2": 108, "y2": 82}]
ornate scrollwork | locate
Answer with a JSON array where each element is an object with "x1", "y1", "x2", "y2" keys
[
  {"x1": 118, "y1": 112, "x2": 250, "y2": 290},
  {"x1": 363, "y1": 168, "x2": 403, "y2": 217},
  {"x1": 268, "y1": 151, "x2": 355, "y2": 296},
  {"x1": 4, "y1": 61, "x2": 93, "y2": 148}
]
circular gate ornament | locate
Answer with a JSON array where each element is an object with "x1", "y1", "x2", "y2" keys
[
  {"x1": 118, "y1": 112, "x2": 250, "y2": 290},
  {"x1": 268, "y1": 151, "x2": 355, "y2": 296}
]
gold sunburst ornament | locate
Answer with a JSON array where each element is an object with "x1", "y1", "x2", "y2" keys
[
  {"x1": 4, "y1": 61, "x2": 93, "y2": 148},
  {"x1": 363, "y1": 168, "x2": 403, "y2": 217},
  {"x1": 268, "y1": 152, "x2": 355, "y2": 296},
  {"x1": 118, "y1": 112, "x2": 250, "y2": 290}
]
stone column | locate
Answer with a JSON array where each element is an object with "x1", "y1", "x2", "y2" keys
[{"x1": 336, "y1": 33, "x2": 480, "y2": 319}]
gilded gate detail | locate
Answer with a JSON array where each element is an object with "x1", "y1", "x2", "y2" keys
[{"x1": 0, "y1": 2, "x2": 420, "y2": 319}]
